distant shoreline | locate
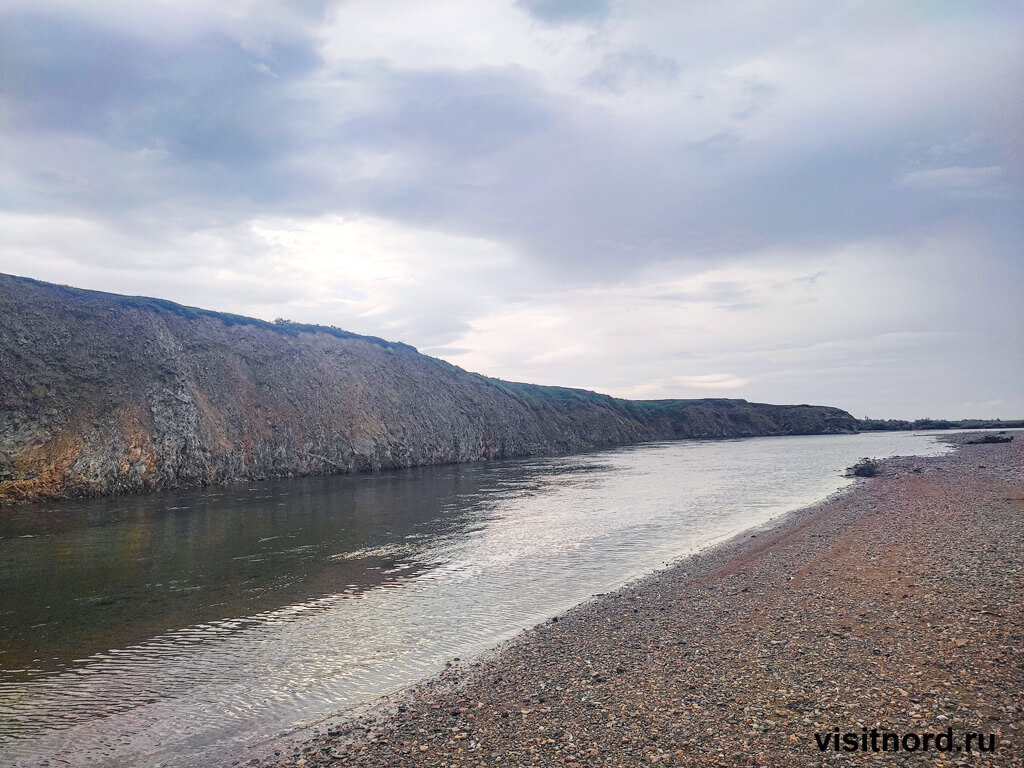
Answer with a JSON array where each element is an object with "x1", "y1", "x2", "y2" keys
[
  {"x1": 253, "y1": 431, "x2": 1023, "y2": 767},
  {"x1": 857, "y1": 418, "x2": 1024, "y2": 431}
]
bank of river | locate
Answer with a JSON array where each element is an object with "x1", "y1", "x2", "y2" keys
[{"x1": 259, "y1": 432, "x2": 1023, "y2": 768}]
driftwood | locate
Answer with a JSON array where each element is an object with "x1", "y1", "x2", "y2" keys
[{"x1": 966, "y1": 434, "x2": 1013, "y2": 445}]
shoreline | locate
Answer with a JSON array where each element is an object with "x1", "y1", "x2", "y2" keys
[
  {"x1": 250, "y1": 432, "x2": 1022, "y2": 767},
  {"x1": 0, "y1": 428, "x2": 863, "y2": 510}
]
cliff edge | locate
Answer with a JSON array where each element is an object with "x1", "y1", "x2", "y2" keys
[{"x1": 0, "y1": 274, "x2": 858, "y2": 504}]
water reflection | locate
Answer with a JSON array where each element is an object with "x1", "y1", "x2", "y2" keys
[
  {"x1": 0, "y1": 464, "x2": 513, "y2": 680},
  {"x1": 0, "y1": 431, "x2": 958, "y2": 767}
]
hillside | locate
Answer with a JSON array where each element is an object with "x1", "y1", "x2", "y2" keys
[{"x1": 0, "y1": 274, "x2": 858, "y2": 505}]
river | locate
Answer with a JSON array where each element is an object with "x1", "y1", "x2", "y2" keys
[{"x1": 0, "y1": 431, "x2": 957, "y2": 766}]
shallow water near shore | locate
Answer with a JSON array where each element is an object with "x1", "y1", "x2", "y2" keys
[{"x1": 0, "y1": 431, "x2": 959, "y2": 766}]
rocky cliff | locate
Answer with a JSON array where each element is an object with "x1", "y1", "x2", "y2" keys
[{"x1": 0, "y1": 274, "x2": 858, "y2": 505}]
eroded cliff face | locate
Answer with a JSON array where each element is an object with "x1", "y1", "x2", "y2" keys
[{"x1": 0, "y1": 275, "x2": 858, "y2": 504}]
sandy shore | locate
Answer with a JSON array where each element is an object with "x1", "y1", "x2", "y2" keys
[{"x1": 254, "y1": 433, "x2": 1022, "y2": 767}]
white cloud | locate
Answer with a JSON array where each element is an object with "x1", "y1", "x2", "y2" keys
[
  {"x1": 318, "y1": 0, "x2": 597, "y2": 86},
  {"x1": 0, "y1": 211, "x2": 531, "y2": 346},
  {"x1": 434, "y1": 231, "x2": 1023, "y2": 417},
  {"x1": 674, "y1": 373, "x2": 751, "y2": 390}
]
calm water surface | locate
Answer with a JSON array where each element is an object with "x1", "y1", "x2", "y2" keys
[{"x1": 0, "y1": 431, "x2": 955, "y2": 766}]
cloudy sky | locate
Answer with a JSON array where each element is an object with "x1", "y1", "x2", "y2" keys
[{"x1": 2, "y1": 1, "x2": 1021, "y2": 418}]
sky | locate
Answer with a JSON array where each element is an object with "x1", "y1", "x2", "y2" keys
[{"x1": 1, "y1": 1, "x2": 1022, "y2": 419}]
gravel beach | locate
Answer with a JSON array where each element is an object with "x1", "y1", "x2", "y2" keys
[{"x1": 255, "y1": 433, "x2": 1023, "y2": 768}]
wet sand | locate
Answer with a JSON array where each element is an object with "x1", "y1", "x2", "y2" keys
[{"x1": 254, "y1": 433, "x2": 1022, "y2": 767}]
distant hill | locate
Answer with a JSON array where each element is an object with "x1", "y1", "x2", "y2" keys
[{"x1": 0, "y1": 274, "x2": 858, "y2": 505}]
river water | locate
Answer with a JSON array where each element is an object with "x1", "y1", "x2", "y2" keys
[{"x1": 0, "y1": 431, "x2": 955, "y2": 766}]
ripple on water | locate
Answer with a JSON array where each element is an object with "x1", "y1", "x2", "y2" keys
[{"x1": 0, "y1": 431, "x2": 959, "y2": 767}]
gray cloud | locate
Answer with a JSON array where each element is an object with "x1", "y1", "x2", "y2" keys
[
  {"x1": 4, "y1": 4, "x2": 1021, "y2": 277},
  {"x1": 333, "y1": 66, "x2": 555, "y2": 161},
  {"x1": 0, "y1": 15, "x2": 319, "y2": 152},
  {"x1": 0, "y1": 12, "x2": 327, "y2": 225},
  {"x1": 516, "y1": 0, "x2": 609, "y2": 24},
  {"x1": 582, "y1": 49, "x2": 680, "y2": 94}
]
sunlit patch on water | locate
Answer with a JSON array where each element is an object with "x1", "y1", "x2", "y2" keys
[
  {"x1": 0, "y1": 431, "x2": 959, "y2": 767},
  {"x1": 328, "y1": 543, "x2": 419, "y2": 561}
]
